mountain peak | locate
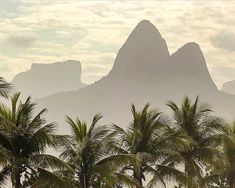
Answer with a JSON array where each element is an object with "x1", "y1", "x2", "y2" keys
[
  {"x1": 172, "y1": 42, "x2": 205, "y2": 65},
  {"x1": 178, "y1": 42, "x2": 201, "y2": 53},
  {"x1": 109, "y1": 20, "x2": 170, "y2": 77},
  {"x1": 134, "y1": 20, "x2": 161, "y2": 33},
  {"x1": 127, "y1": 20, "x2": 162, "y2": 42},
  {"x1": 137, "y1": 19, "x2": 152, "y2": 25},
  {"x1": 183, "y1": 42, "x2": 200, "y2": 47},
  {"x1": 171, "y1": 42, "x2": 217, "y2": 92}
]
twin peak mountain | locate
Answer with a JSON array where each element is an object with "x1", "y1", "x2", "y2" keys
[
  {"x1": 102, "y1": 20, "x2": 217, "y2": 95},
  {"x1": 15, "y1": 20, "x2": 235, "y2": 127}
]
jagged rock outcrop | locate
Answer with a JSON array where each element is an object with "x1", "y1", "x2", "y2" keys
[{"x1": 12, "y1": 60, "x2": 87, "y2": 99}]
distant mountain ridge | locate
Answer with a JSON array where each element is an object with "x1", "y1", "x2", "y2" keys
[
  {"x1": 34, "y1": 20, "x2": 235, "y2": 132},
  {"x1": 222, "y1": 80, "x2": 235, "y2": 95},
  {"x1": 12, "y1": 60, "x2": 87, "y2": 99}
]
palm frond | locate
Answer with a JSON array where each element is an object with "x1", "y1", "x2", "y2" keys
[
  {"x1": 111, "y1": 172, "x2": 141, "y2": 188},
  {"x1": 30, "y1": 154, "x2": 72, "y2": 171},
  {"x1": 0, "y1": 165, "x2": 11, "y2": 187},
  {"x1": 87, "y1": 113, "x2": 103, "y2": 137},
  {"x1": 0, "y1": 77, "x2": 11, "y2": 98},
  {"x1": 33, "y1": 168, "x2": 75, "y2": 188}
]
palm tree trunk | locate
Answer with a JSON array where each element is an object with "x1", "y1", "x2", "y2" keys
[
  {"x1": 79, "y1": 173, "x2": 89, "y2": 188},
  {"x1": 229, "y1": 179, "x2": 235, "y2": 188},
  {"x1": 13, "y1": 171, "x2": 21, "y2": 188},
  {"x1": 133, "y1": 168, "x2": 143, "y2": 187},
  {"x1": 14, "y1": 177, "x2": 21, "y2": 188}
]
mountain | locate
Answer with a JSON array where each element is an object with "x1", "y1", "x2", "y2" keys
[
  {"x1": 12, "y1": 60, "x2": 87, "y2": 100},
  {"x1": 36, "y1": 20, "x2": 235, "y2": 133},
  {"x1": 222, "y1": 80, "x2": 235, "y2": 95}
]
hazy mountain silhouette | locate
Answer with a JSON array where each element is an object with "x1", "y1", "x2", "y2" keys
[
  {"x1": 222, "y1": 80, "x2": 235, "y2": 95},
  {"x1": 12, "y1": 60, "x2": 87, "y2": 100},
  {"x1": 35, "y1": 20, "x2": 235, "y2": 132}
]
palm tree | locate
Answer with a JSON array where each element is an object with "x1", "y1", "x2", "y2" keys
[
  {"x1": 205, "y1": 122, "x2": 235, "y2": 188},
  {"x1": 0, "y1": 92, "x2": 69, "y2": 188},
  {"x1": 60, "y1": 114, "x2": 140, "y2": 188},
  {"x1": 0, "y1": 77, "x2": 11, "y2": 98},
  {"x1": 219, "y1": 122, "x2": 235, "y2": 187},
  {"x1": 167, "y1": 96, "x2": 224, "y2": 187},
  {"x1": 111, "y1": 104, "x2": 192, "y2": 188}
]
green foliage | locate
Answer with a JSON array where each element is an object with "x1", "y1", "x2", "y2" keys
[
  {"x1": 205, "y1": 122, "x2": 235, "y2": 188},
  {"x1": 0, "y1": 77, "x2": 11, "y2": 98},
  {"x1": 0, "y1": 88, "x2": 233, "y2": 188},
  {"x1": 110, "y1": 103, "x2": 194, "y2": 188},
  {"x1": 0, "y1": 92, "x2": 69, "y2": 188},
  {"x1": 59, "y1": 114, "x2": 140, "y2": 188},
  {"x1": 167, "y1": 96, "x2": 226, "y2": 187}
]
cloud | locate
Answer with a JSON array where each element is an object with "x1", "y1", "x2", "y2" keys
[
  {"x1": 0, "y1": 0, "x2": 235, "y2": 87},
  {"x1": 0, "y1": 54, "x2": 31, "y2": 81},
  {"x1": 3, "y1": 34, "x2": 37, "y2": 48},
  {"x1": 211, "y1": 31, "x2": 235, "y2": 52},
  {"x1": 0, "y1": 63, "x2": 10, "y2": 72},
  {"x1": 0, "y1": 0, "x2": 21, "y2": 18}
]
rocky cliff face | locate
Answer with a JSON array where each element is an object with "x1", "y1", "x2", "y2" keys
[
  {"x1": 36, "y1": 20, "x2": 235, "y2": 132},
  {"x1": 12, "y1": 60, "x2": 87, "y2": 99},
  {"x1": 222, "y1": 80, "x2": 235, "y2": 95}
]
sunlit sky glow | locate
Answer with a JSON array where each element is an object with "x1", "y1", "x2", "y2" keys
[{"x1": 0, "y1": 0, "x2": 235, "y2": 88}]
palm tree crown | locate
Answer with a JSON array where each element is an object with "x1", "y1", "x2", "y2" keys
[
  {"x1": 167, "y1": 96, "x2": 224, "y2": 187},
  {"x1": 208, "y1": 122, "x2": 235, "y2": 188},
  {"x1": 111, "y1": 104, "x2": 192, "y2": 188},
  {"x1": 0, "y1": 93, "x2": 69, "y2": 188},
  {"x1": 60, "y1": 114, "x2": 139, "y2": 188}
]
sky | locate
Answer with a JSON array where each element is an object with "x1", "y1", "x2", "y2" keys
[{"x1": 0, "y1": 0, "x2": 235, "y2": 88}]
